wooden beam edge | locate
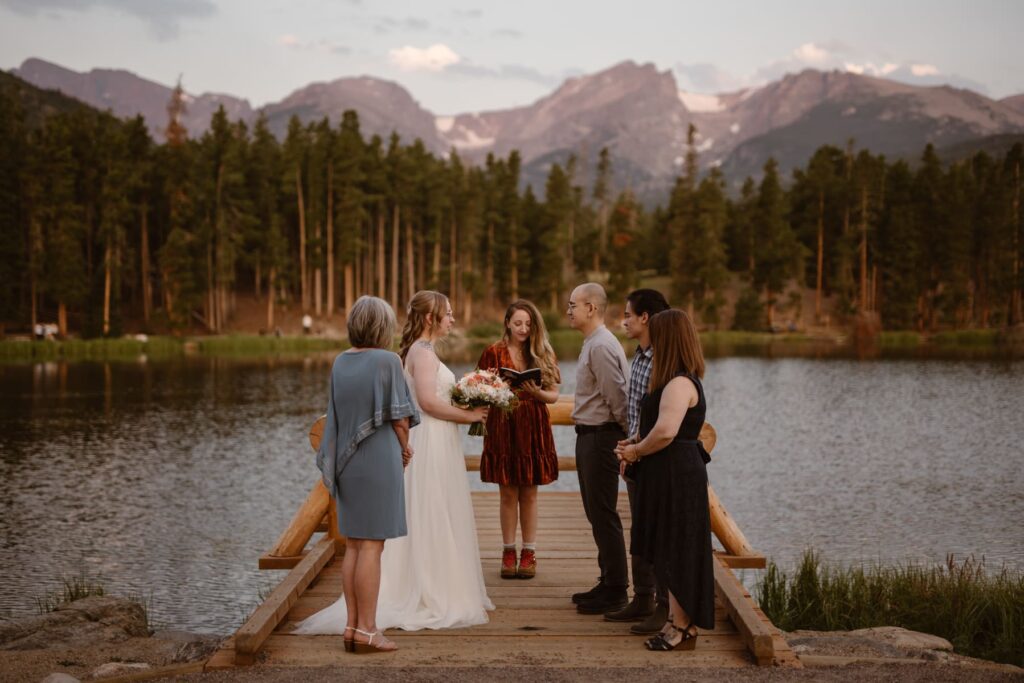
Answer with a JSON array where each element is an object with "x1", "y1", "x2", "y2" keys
[
  {"x1": 712, "y1": 555, "x2": 775, "y2": 667},
  {"x1": 235, "y1": 537, "x2": 335, "y2": 662}
]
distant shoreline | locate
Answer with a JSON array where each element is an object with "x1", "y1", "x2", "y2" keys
[{"x1": 1, "y1": 327, "x2": 1021, "y2": 363}]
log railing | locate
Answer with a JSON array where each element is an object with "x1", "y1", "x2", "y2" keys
[{"x1": 258, "y1": 396, "x2": 764, "y2": 570}]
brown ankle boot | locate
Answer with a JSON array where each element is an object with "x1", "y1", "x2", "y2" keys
[
  {"x1": 501, "y1": 548, "x2": 518, "y2": 579},
  {"x1": 517, "y1": 548, "x2": 536, "y2": 579}
]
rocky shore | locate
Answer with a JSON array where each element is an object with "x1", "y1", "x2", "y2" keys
[{"x1": 0, "y1": 596, "x2": 221, "y2": 683}]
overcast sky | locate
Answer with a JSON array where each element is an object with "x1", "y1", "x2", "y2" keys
[{"x1": 1, "y1": 0, "x2": 1021, "y2": 114}]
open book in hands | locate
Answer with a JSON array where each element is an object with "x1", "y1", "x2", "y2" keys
[{"x1": 499, "y1": 367, "x2": 542, "y2": 387}]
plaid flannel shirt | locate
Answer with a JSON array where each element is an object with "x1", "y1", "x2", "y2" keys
[{"x1": 627, "y1": 345, "x2": 654, "y2": 439}]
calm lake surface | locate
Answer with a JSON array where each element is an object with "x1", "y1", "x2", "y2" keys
[{"x1": 1, "y1": 352, "x2": 1021, "y2": 634}]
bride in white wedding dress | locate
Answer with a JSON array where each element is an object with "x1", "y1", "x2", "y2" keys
[{"x1": 296, "y1": 291, "x2": 494, "y2": 635}]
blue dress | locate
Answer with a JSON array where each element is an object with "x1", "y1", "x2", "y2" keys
[{"x1": 316, "y1": 349, "x2": 420, "y2": 540}]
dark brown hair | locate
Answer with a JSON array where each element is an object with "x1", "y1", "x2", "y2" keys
[{"x1": 648, "y1": 309, "x2": 705, "y2": 393}]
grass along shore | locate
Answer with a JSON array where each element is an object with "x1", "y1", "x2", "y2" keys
[
  {"x1": 0, "y1": 335, "x2": 348, "y2": 362},
  {"x1": 756, "y1": 550, "x2": 1024, "y2": 667},
  {"x1": 2, "y1": 325, "x2": 1021, "y2": 363}
]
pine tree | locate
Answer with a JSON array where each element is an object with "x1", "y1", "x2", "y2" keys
[{"x1": 753, "y1": 158, "x2": 802, "y2": 327}]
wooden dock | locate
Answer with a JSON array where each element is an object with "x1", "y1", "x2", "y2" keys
[{"x1": 207, "y1": 399, "x2": 801, "y2": 671}]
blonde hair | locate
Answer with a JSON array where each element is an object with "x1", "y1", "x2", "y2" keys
[
  {"x1": 502, "y1": 299, "x2": 560, "y2": 388},
  {"x1": 347, "y1": 296, "x2": 397, "y2": 349},
  {"x1": 399, "y1": 290, "x2": 450, "y2": 361}
]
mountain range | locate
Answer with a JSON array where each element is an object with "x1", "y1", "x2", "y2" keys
[{"x1": 11, "y1": 57, "x2": 1024, "y2": 197}]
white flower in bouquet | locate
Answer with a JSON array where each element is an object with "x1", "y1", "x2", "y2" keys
[{"x1": 451, "y1": 369, "x2": 518, "y2": 436}]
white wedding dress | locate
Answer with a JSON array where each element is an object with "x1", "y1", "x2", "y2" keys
[{"x1": 294, "y1": 358, "x2": 493, "y2": 633}]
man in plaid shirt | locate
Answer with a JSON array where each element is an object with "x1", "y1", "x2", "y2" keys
[{"x1": 604, "y1": 289, "x2": 670, "y2": 634}]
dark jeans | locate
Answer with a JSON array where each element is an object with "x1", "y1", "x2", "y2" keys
[
  {"x1": 626, "y1": 476, "x2": 667, "y2": 606},
  {"x1": 575, "y1": 427, "x2": 628, "y2": 589}
]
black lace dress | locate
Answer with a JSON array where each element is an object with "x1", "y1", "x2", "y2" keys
[{"x1": 630, "y1": 372, "x2": 715, "y2": 629}]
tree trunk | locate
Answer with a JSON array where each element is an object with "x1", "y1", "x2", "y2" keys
[
  {"x1": 326, "y1": 162, "x2": 335, "y2": 314},
  {"x1": 58, "y1": 302, "x2": 67, "y2": 338},
  {"x1": 140, "y1": 206, "x2": 151, "y2": 323},
  {"x1": 485, "y1": 222, "x2": 494, "y2": 307},
  {"x1": 510, "y1": 226, "x2": 519, "y2": 301},
  {"x1": 432, "y1": 232, "x2": 441, "y2": 290},
  {"x1": 377, "y1": 209, "x2": 386, "y2": 299},
  {"x1": 267, "y1": 266, "x2": 276, "y2": 331},
  {"x1": 449, "y1": 218, "x2": 457, "y2": 311},
  {"x1": 207, "y1": 242, "x2": 216, "y2": 332},
  {"x1": 30, "y1": 275, "x2": 37, "y2": 334},
  {"x1": 815, "y1": 190, "x2": 824, "y2": 322},
  {"x1": 103, "y1": 243, "x2": 112, "y2": 336},
  {"x1": 296, "y1": 167, "x2": 308, "y2": 311},
  {"x1": 314, "y1": 217, "x2": 323, "y2": 316},
  {"x1": 344, "y1": 264, "x2": 354, "y2": 313},
  {"x1": 859, "y1": 186, "x2": 869, "y2": 312},
  {"x1": 463, "y1": 250, "x2": 473, "y2": 325},
  {"x1": 391, "y1": 205, "x2": 400, "y2": 309},
  {"x1": 406, "y1": 221, "x2": 415, "y2": 301}
]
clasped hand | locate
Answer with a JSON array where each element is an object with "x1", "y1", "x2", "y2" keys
[
  {"x1": 614, "y1": 438, "x2": 639, "y2": 463},
  {"x1": 402, "y1": 445, "x2": 414, "y2": 468}
]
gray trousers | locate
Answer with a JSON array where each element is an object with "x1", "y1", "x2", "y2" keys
[
  {"x1": 626, "y1": 477, "x2": 667, "y2": 606},
  {"x1": 575, "y1": 427, "x2": 629, "y2": 589}
]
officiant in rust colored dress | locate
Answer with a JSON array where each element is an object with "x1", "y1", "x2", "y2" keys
[{"x1": 477, "y1": 299, "x2": 561, "y2": 581}]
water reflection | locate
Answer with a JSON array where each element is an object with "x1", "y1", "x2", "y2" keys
[{"x1": 1, "y1": 353, "x2": 1021, "y2": 635}]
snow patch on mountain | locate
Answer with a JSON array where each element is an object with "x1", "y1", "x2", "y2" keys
[{"x1": 677, "y1": 90, "x2": 725, "y2": 112}]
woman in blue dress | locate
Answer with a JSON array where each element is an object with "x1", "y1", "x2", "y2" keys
[{"x1": 312, "y1": 296, "x2": 419, "y2": 653}]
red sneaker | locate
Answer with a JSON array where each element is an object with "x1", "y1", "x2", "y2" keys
[
  {"x1": 518, "y1": 548, "x2": 536, "y2": 579},
  {"x1": 501, "y1": 548, "x2": 518, "y2": 579}
]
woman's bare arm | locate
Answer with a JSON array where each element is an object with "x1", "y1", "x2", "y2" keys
[{"x1": 391, "y1": 417, "x2": 412, "y2": 466}]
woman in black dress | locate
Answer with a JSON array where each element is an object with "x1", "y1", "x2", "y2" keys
[{"x1": 614, "y1": 309, "x2": 713, "y2": 651}]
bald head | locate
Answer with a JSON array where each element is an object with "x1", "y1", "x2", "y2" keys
[{"x1": 574, "y1": 283, "x2": 608, "y2": 313}]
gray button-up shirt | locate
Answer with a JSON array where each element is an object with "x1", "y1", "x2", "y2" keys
[{"x1": 572, "y1": 325, "x2": 629, "y2": 430}]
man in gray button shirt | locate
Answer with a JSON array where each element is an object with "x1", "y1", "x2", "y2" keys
[{"x1": 567, "y1": 282, "x2": 630, "y2": 615}]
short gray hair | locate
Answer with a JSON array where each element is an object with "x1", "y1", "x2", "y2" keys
[{"x1": 347, "y1": 296, "x2": 397, "y2": 349}]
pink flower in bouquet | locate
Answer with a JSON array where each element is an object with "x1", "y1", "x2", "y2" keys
[{"x1": 451, "y1": 369, "x2": 518, "y2": 436}]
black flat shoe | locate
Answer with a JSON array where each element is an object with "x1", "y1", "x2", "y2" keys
[{"x1": 644, "y1": 623, "x2": 697, "y2": 651}]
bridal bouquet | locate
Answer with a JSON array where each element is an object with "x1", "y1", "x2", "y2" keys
[{"x1": 451, "y1": 369, "x2": 518, "y2": 436}]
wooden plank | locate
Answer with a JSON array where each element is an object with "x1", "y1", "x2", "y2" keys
[
  {"x1": 258, "y1": 634, "x2": 754, "y2": 668},
  {"x1": 715, "y1": 551, "x2": 767, "y2": 569},
  {"x1": 267, "y1": 481, "x2": 330, "y2": 559},
  {"x1": 234, "y1": 537, "x2": 336, "y2": 665},
  {"x1": 708, "y1": 484, "x2": 758, "y2": 558},
  {"x1": 258, "y1": 550, "x2": 307, "y2": 570},
  {"x1": 712, "y1": 554, "x2": 774, "y2": 666}
]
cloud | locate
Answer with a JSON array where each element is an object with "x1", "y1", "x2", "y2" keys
[
  {"x1": 388, "y1": 43, "x2": 460, "y2": 72},
  {"x1": 449, "y1": 61, "x2": 558, "y2": 87},
  {"x1": 792, "y1": 42, "x2": 830, "y2": 65},
  {"x1": 373, "y1": 16, "x2": 431, "y2": 34},
  {"x1": 453, "y1": 8, "x2": 482, "y2": 18},
  {"x1": 492, "y1": 27, "x2": 522, "y2": 38},
  {"x1": 0, "y1": 0, "x2": 215, "y2": 40},
  {"x1": 278, "y1": 34, "x2": 351, "y2": 56}
]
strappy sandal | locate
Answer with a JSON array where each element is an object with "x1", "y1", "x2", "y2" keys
[
  {"x1": 644, "y1": 622, "x2": 698, "y2": 651},
  {"x1": 343, "y1": 625, "x2": 355, "y2": 653},
  {"x1": 352, "y1": 628, "x2": 398, "y2": 654}
]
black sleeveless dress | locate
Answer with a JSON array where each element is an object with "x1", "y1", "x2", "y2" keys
[{"x1": 631, "y1": 372, "x2": 715, "y2": 630}]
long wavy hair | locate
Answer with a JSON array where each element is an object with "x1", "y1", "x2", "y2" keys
[
  {"x1": 399, "y1": 290, "x2": 450, "y2": 362},
  {"x1": 502, "y1": 299, "x2": 561, "y2": 387},
  {"x1": 648, "y1": 309, "x2": 705, "y2": 392}
]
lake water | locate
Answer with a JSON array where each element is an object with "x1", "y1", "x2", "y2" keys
[{"x1": 1, "y1": 353, "x2": 1021, "y2": 634}]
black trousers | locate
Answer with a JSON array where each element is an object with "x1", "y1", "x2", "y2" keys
[
  {"x1": 575, "y1": 427, "x2": 628, "y2": 589},
  {"x1": 626, "y1": 476, "x2": 667, "y2": 606}
]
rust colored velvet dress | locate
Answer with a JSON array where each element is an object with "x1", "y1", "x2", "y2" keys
[{"x1": 477, "y1": 342, "x2": 559, "y2": 486}]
